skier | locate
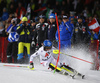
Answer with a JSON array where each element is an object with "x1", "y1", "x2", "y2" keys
[
  {"x1": 29, "y1": 40, "x2": 62, "y2": 68},
  {"x1": 29, "y1": 40, "x2": 85, "y2": 79}
]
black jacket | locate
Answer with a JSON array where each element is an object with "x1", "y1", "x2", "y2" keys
[
  {"x1": 35, "y1": 22, "x2": 48, "y2": 43},
  {"x1": 73, "y1": 22, "x2": 90, "y2": 44}
]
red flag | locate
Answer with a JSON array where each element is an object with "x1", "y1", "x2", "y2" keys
[{"x1": 88, "y1": 18, "x2": 100, "y2": 32}]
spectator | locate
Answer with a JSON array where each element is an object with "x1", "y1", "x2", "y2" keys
[
  {"x1": 8, "y1": 4, "x2": 15, "y2": 14},
  {"x1": 8, "y1": 0, "x2": 16, "y2": 13},
  {"x1": 6, "y1": 13, "x2": 18, "y2": 26},
  {"x1": 90, "y1": 31, "x2": 100, "y2": 40},
  {"x1": 30, "y1": 0, "x2": 36, "y2": 11},
  {"x1": 69, "y1": 11, "x2": 76, "y2": 23},
  {"x1": 35, "y1": 15, "x2": 48, "y2": 48},
  {"x1": 58, "y1": 15, "x2": 62, "y2": 25},
  {"x1": 17, "y1": 17, "x2": 32, "y2": 63},
  {"x1": 60, "y1": 10, "x2": 66, "y2": 17},
  {"x1": 82, "y1": 7, "x2": 88, "y2": 18},
  {"x1": 16, "y1": 2, "x2": 26, "y2": 20},
  {"x1": 6, "y1": 14, "x2": 14, "y2": 25},
  {"x1": 0, "y1": 21, "x2": 7, "y2": 37},
  {"x1": 0, "y1": 0, "x2": 7, "y2": 17},
  {"x1": 30, "y1": 19, "x2": 36, "y2": 44},
  {"x1": 70, "y1": 18, "x2": 75, "y2": 42},
  {"x1": 30, "y1": 19, "x2": 37, "y2": 53},
  {"x1": 60, "y1": 0, "x2": 67, "y2": 13},
  {"x1": 1, "y1": 8, "x2": 9, "y2": 21},
  {"x1": 73, "y1": 17, "x2": 90, "y2": 47},
  {"x1": 6, "y1": 18, "x2": 19, "y2": 63},
  {"x1": 47, "y1": 13, "x2": 57, "y2": 42},
  {"x1": 55, "y1": 15, "x2": 72, "y2": 50},
  {"x1": 88, "y1": 16, "x2": 93, "y2": 23}
]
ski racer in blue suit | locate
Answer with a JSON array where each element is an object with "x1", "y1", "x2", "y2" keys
[{"x1": 55, "y1": 15, "x2": 73, "y2": 50}]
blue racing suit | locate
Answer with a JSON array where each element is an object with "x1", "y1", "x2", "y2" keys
[{"x1": 55, "y1": 21, "x2": 73, "y2": 49}]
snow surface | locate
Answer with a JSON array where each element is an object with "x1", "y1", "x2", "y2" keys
[
  {"x1": 0, "y1": 47, "x2": 100, "y2": 83},
  {"x1": 0, "y1": 63, "x2": 100, "y2": 83}
]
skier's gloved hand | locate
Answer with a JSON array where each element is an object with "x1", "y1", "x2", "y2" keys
[{"x1": 29, "y1": 61, "x2": 34, "y2": 69}]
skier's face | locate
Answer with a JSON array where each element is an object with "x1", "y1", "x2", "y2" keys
[
  {"x1": 44, "y1": 47, "x2": 52, "y2": 51},
  {"x1": 45, "y1": 48, "x2": 51, "y2": 51}
]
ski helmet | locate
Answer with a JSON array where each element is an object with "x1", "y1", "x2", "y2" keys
[
  {"x1": 49, "y1": 13, "x2": 55, "y2": 19},
  {"x1": 43, "y1": 40, "x2": 52, "y2": 49}
]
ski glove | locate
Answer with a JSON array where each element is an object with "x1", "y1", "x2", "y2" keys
[{"x1": 29, "y1": 61, "x2": 34, "y2": 69}]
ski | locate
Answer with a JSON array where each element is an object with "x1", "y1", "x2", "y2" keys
[
  {"x1": 49, "y1": 63, "x2": 75, "y2": 79},
  {"x1": 77, "y1": 72, "x2": 85, "y2": 79},
  {"x1": 59, "y1": 69, "x2": 75, "y2": 79},
  {"x1": 60, "y1": 65, "x2": 85, "y2": 79}
]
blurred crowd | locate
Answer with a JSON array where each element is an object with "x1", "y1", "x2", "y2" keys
[{"x1": 0, "y1": 0, "x2": 100, "y2": 63}]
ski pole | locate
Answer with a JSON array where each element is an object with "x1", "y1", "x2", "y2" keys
[
  {"x1": 53, "y1": 50, "x2": 94, "y2": 64},
  {"x1": 4, "y1": 64, "x2": 29, "y2": 68},
  {"x1": 3, "y1": 64, "x2": 34, "y2": 70}
]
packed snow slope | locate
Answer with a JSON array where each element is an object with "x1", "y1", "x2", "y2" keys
[
  {"x1": 0, "y1": 47, "x2": 100, "y2": 83},
  {"x1": 0, "y1": 63, "x2": 100, "y2": 83}
]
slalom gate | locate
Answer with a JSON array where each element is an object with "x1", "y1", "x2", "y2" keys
[
  {"x1": 0, "y1": 37, "x2": 8, "y2": 63},
  {"x1": 89, "y1": 40, "x2": 100, "y2": 70}
]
